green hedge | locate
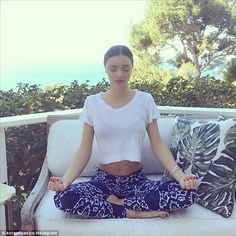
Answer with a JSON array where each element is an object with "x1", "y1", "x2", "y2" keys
[
  {"x1": 1, "y1": 77, "x2": 235, "y2": 230},
  {"x1": 130, "y1": 77, "x2": 236, "y2": 108}
]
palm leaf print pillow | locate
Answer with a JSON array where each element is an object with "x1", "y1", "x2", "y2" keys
[{"x1": 165, "y1": 116, "x2": 236, "y2": 218}]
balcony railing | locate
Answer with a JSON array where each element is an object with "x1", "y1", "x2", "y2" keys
[{"x1": 0, "y1": 106, "x2": 236, "y2": 230}]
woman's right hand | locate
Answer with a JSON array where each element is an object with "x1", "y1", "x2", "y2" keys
[{"x1": 47, "y1": 177, "x2": 69, "y2": 191}]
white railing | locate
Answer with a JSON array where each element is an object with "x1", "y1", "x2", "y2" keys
[{"x1": 0, "y1": 106, "x2": 236, "y2": 230}]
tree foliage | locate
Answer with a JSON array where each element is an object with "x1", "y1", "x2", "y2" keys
[
  {"x1": 129, "y1": 0, "x2": 236, "y2": 81},
  {"x1": 224, "y1": 58, "x2": 236, "y2": 83}
]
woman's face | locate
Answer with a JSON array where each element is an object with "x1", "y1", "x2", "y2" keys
[{"x1": 105, "y1": 55, "x2": 133, "y2": 87}]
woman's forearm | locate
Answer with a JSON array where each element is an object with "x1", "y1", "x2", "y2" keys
[
  {"x1": 152, "y1": 140, "x2": 185, "y2": 181},
  {"x1": 62, "y1": 148, "x2": 91, "y2": 185}
]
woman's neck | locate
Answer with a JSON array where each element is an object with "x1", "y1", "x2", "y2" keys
[{"x1": 108, "y1": 87, "x2": 132, "y2": 99}]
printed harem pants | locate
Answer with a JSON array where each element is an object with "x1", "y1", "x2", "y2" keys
[{"x1": 54, "y1": 168, "x2": 197, "y2": 218}]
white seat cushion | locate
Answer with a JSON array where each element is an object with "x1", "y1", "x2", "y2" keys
[{"x1": 34, "y1": 175, "x2": 236, "y2": 236}]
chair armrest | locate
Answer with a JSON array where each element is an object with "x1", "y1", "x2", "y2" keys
[{"x1": 21, "y1": 158, "x2": 50, "y2": 231}]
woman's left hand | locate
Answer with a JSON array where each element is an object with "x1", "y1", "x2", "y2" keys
[{"x1": 179, "y1": 174, "x2": 197, "y2": 190}]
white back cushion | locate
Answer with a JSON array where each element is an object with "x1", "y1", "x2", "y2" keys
[{"x1": 47, "y1": 117, "x2": 174, "y2": 177}]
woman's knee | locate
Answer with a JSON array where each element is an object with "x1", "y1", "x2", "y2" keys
[{"x1": 54, "y1": 189, "x2": 82, "y2": 211}]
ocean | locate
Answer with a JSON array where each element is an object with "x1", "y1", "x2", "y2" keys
[
  {"x1": 1, "y1": 62, "x2": 224, "y2": 92},
  {"x1": 1, "y1": 63, "x2": 107, "y2": 91}
]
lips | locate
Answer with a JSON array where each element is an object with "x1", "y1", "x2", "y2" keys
[{"x1": 115, "y1": 80, "x2": 124, "y2": 83}]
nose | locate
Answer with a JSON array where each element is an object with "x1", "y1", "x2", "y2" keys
[{"x1": 117, "y1": 69, "x2": 123, "y2": 77}]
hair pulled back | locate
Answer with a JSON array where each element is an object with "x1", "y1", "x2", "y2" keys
[{"x1": 104, "y1": 45, "x2": 133, "y2": 66}]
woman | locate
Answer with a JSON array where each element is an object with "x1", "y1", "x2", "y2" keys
[{"x1": 47, "y1": 45, "x2": 197, "y2": 219}]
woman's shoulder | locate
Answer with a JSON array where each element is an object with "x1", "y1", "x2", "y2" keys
[
  {"x1": 85, "y1": 92, "x2": 102, "y2": 101},
  {"x1": 84, "y1": 92, "x2": 102, "y2": 107},
  {"x1": 136, "y1": 89, "x2": 153, "y2": 100}
]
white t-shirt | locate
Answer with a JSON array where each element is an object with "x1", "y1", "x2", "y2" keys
[{"x1": 79, "y1": 89, "x2": 160, "y2": 164}]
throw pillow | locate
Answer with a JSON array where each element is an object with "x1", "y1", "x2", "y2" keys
[{"x1": 164, "y1": 116, "x2": 236, "y2": 218}]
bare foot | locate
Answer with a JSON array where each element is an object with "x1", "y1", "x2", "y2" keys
[
  {"x1": 127, "y1": 209, "x2": 170, "y2": 218},
  {"x1": 107, "y1": 195, "x2": 170, "y2": 218},
  {"x1": 107, "y1": 195, "x2": 124, "y2": 205}
]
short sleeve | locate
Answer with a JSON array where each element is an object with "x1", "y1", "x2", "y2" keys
[
  {"x1": 147, "y1": 93, "x2": 161, "y2": 124},
  {"x1": 79, "y1": 97, "x2": 93, "y2": 126}
]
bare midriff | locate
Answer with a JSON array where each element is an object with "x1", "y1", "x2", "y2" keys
[{"x1": 98, "y1": 160, "x2": 142, "y2": 176}]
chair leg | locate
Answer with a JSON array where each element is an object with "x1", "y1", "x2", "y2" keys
[{"x1": 5, "y1": 200, "x2": 14, "y2": 231}]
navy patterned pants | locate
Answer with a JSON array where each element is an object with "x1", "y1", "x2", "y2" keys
[{"x1": 54, "y1": 168, "x2": 197, "y2": 218}]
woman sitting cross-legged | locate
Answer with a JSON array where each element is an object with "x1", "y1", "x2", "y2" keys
[{"x1": 47, "y1": 45, "x2": 197, "y2": 219}]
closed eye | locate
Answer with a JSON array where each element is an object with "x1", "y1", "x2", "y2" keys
[
  {"x1": 122, "y1": 65, "x2": 131, "y2": 72},
  {"x1": 108, "y1": 65, "x2": 131, "y2": 72}
]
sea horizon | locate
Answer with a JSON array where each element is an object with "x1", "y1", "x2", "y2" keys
[
  {"x1": 1, "y1": 63, "x2": 107, "y2": 91},
  {"x1": 1, "y1": 62, "x2": 225, "y2": 92}
]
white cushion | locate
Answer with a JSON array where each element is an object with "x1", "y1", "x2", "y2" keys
[
  {"x1": 35, "y1": 175, "x2": 236, "y2": 236},
  {"x1": 47, "y1": 117, "x2": 174, "y2": 177}
]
